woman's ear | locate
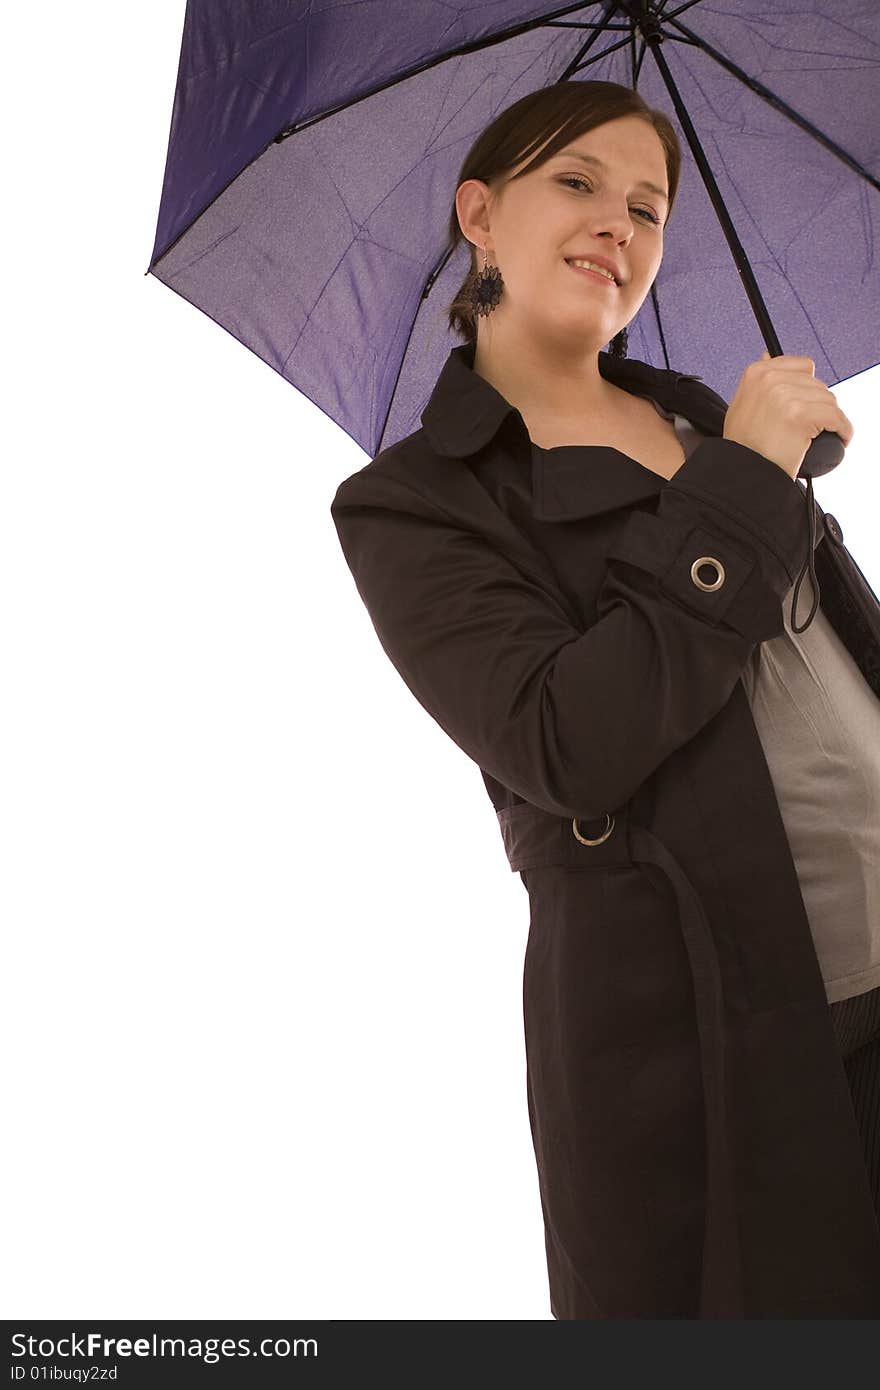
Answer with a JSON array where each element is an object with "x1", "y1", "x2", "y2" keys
[{"x1": 455, "y1": 179, "x2": 492, "y2": 254}]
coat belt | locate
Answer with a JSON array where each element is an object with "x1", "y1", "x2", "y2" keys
[{"x1": 496, "y1": 798, "x2": 744, "y2": 1318}]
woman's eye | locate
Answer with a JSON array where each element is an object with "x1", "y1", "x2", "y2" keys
[{"x1": 559, "y1": 175, "x2": 660, "y2": 224}]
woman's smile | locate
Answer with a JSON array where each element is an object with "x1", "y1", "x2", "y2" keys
[{"x1": 565, "y1": 259, "x2": 619, "y2": 287}]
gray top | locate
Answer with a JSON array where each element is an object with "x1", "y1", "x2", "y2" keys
[{"x1": 643, "y1": 393, "x2": 880, "y2": 1005}]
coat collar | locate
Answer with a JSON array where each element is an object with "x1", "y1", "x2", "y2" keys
[
  {"x1": 421, "y1": 340, "x2": 724, "y2": 456},
  {"x1": 420, "y1": 340, "x2": 728, "y2": 522}
]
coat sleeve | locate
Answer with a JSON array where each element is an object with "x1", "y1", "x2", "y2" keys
[{"x1": 329, "y1": 437, "x2": 812, "y2": 820}]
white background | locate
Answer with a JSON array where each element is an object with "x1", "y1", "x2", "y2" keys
[{"x1": 4, "y1": 4, "x2": 878, "y2": 1322}]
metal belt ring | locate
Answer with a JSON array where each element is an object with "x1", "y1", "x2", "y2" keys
[{"x1": 571, "y1": 812, "x2": 615, "y2": 846}]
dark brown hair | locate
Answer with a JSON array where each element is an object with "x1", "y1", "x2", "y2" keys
[{"x1": 446, "y1": 81, "x2": 682, "y2": 348}]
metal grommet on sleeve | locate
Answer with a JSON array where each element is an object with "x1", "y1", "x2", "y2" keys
[
  {"x1": 691, "y1": 556, "x2": 726, "y2": 591},
  {"x1": 572, "y1": 812, "x2": 615, "y2": 846},
  {"x1": 605, "y1": 513, "x2": 779, "y2": 638}
]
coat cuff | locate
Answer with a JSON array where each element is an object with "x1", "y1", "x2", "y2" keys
[
  {"x1": 606, "y1": 438, "x2": 810, "y2": 643},
  {"x1": 665, "y1": 437, "x2": 809, "y2": 583}
]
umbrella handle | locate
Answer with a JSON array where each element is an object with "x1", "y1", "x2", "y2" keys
[{"x1": 798, "y1": 429, "x2": 845, "y2": 481}]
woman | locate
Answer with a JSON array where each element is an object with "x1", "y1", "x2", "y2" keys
[{"x1": 331, "y1": 81, "x2": 880, "y2": 1318}]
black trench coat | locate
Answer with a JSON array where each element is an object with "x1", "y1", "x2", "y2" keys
[{"x1": 330, "y1": 340, "x2": 880, "y2": 1319}]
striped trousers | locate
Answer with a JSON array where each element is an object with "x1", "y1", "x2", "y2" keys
[{"x1": 828, "y1": 983, "x2": 880, "y2": 1218}]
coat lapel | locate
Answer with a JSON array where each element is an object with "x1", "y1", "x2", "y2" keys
[
  {"x1": 531, "y1": 445, "x2": 664, "y2": 522},
  {"x1": 420, "y1": 340, "x2": 731, "y2": 526},
  {"x1": 528, "y1": 363, "x2": 733, "y2": 523},
  {"x1": 414, "y1": 343, "x2": 731, "y2": 570}
]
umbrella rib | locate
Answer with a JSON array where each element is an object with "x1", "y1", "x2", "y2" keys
[
  {"x1": 528, "y1": 0, "x2": 629, "y2": 85},
  {"x1": 665, "y1": 13, "x2": 880, "y2": 191},
  {"x1": 150, "y1": 2, "x2": 628, "y2": 272},
  {"x1": 648, "y1": 281, "x2": 673, "y2": 373}
]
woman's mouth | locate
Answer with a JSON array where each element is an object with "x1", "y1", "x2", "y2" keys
[{"x1": 565, "y1": 259, "x2": 618, "y2": 287}]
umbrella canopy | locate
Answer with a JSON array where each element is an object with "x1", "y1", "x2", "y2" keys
[{"x1": 147, "y1": 0, "x2": 879, "y2": 461}]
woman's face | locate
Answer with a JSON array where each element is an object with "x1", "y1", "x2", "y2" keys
[{"x1": 459, "y1": 115, "x2": 670, "y2": 352}]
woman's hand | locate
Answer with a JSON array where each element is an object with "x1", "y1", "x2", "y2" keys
[{"x1": 722, "y1": 350, "x2": 855, "y2": 481}]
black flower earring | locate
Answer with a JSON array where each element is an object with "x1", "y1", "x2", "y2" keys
[
  {"x1": 470, "y1": 245, "x2": 504, "y2": 317},
  {"x1": 609, "y1": 326, "x2": 629, "y2": 359}
]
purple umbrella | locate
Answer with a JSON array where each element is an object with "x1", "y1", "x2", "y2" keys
[{"x1": 147, "y1": 0, "x2": 879, "y2": 617}]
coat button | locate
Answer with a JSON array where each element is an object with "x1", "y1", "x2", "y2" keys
[
  {"x1": 690, "y1": 555, "x2": 725, "y2": 591},
  {"x1": 824, "y1": 513, "x2": 843, "y2": 544}
]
